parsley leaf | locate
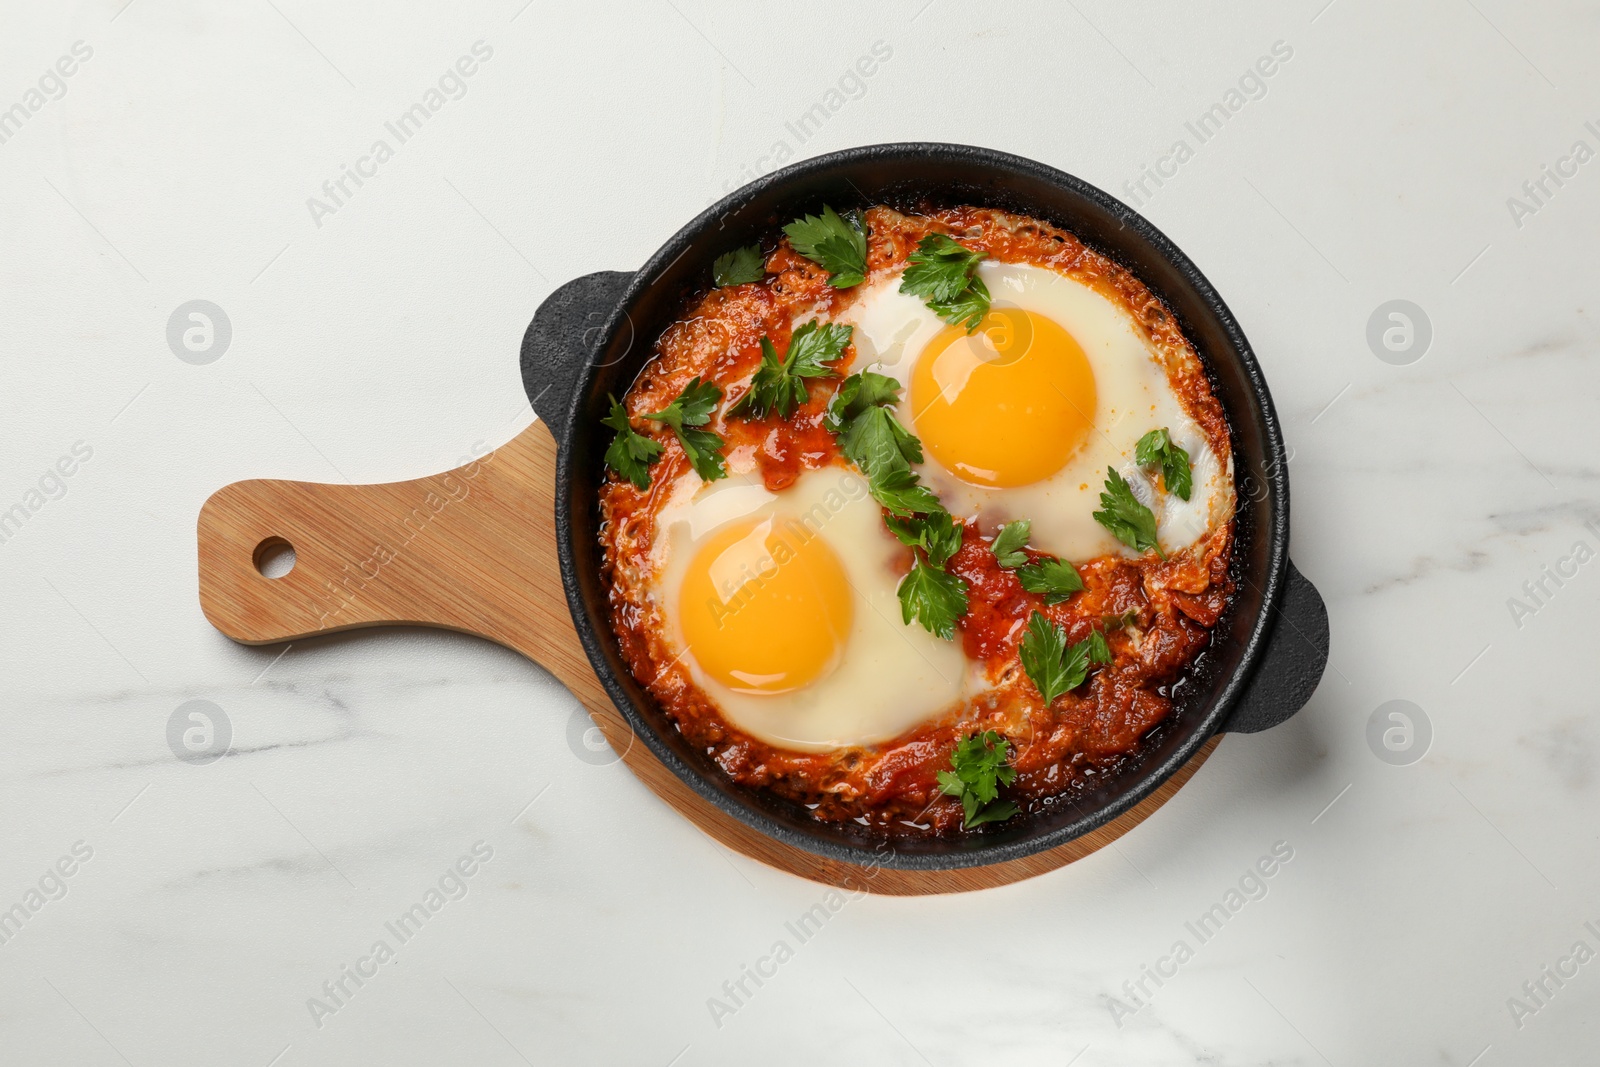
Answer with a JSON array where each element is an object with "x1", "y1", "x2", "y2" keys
[
  {"x1": 646, "y1": 376, "x2": 719, "y2": 428},
  {"x1": 901, "y1": 233, "x2": 985, "y2": 302},
  {"x1": 1019, "y1": 612, "x2": 1103, "y2": 706},
  {"x1": 898, "y1": 557, "x2": 969, "y2": 640},
  {"x1": 784, "y1": 320, "x2": 853, "y2": 377},
  {"x1": 825, "y1": 367, "x2": 965, "y2": 635},
  {"x1": 928, "y1": 275, "x2": 991, "y2": 332},
  {"x1": 936, "y1": 730, "x2": 1019, "y2": 828},
  {"x1": 731, "y1": 321, "x2": 852, "y2": 420},
  {"x1": 900, "y1": 234, "x2": 991, "y2": 332},
  {"x1": 644, "y1": 377, "x2": 727, "y2": 483},
  {"x1": 783, "y1": 205, "x2": 868, "y2": 288},
  {"x1": 828, "y1": 374, "x2": 942, "y2": 517},
  {"x1": 837, "y1": 405, "x2": 921, "y2": 481},
  {"x1": 885, "y1": 509, "x2": 963, "y2": 569},
  {"x1": 865, "y1": 464, "x2": 943, "y2": 517},
  {"x1": 1020, "y1": 612, "x2": 1072, "y2": 706},
  {"x1": 1093, "y1": 467, "x2": 1163, "y2": 557},
  {"x1": 990, "y1": 519, "x2": 1032, "y2": 569},
  {"x1": 731, "y1": 337, "x2": 793, "y2": 420},
  {"x1": 601, "y1": 395, "x2": 663, "y2": 490},
  {"x1": 1015, "y1": 558, "x2": 1084, "y2": 605},
  {"x1": 712, "y1": 245, "x2": 765, "y2": 287},
  {"x1": 1135, "y1": 427, "x2": 1194, "y2": 501},
  {"x1": 824, "y1": 370, "x2": 902, "y2": 430}
]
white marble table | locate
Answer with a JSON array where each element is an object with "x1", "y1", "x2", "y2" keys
[{"x1": 2, "y1": 1, "x2": 1595, "y2": 1063}]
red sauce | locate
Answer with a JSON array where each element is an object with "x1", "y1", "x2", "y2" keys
[{"x1": 597, "y1": 205, "x2": 1236, "y2": 836}]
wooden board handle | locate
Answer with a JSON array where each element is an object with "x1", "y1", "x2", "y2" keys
[{"x1": 196, "y1": 421, "x2": 599, "y2": 701}]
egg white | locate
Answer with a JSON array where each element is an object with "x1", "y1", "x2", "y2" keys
[
  {"x1": 836, "y1": 261, "x2": 1232, "y2": 561},
  {"x1": 648, "y1": 466, "x2": 973, "y2": 752}
]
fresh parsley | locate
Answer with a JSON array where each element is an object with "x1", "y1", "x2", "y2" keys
[
  {"x1": 886, "y1": 509, "x2": 963, "y2": 569},
  {"x1": 827, "y1": 372, "x2": 942, "y2": 517},
  {"x1": 1093, "y1": 467, "x2": 1163, "y2": 557},
  {"x1": 1020, "y1": 612, "x2": 1074, "y2": 706},
  {"x1": 1019, "y1": 612, "x2": 1108, "y2": 706},
  {"x1": 889, "y1": 511, "x2": 969, "y2": 638},
  {"x1": 900, "y1": 234, "x2": 984, "y2": 302},
  {"x1": 936, "y1": 730, "x2": 1019, "y2": 829},
  {"x1": 712, "y1": 245, "x2": 765, "y2": 287},
  {"x1": 1015, "y1": 558, "x2": 1084, "y2": 605},
  {"x1": 783, "y1": 205, "x2": 868, "y2": 288},
  {"x1": 899, "y1": 233, "x2": 991, "y2": 332},
  {"x1": 863, "y1": 461, "x2": 943, "y2": 517},
  {"x1": 898, "y1": 557, "x2": 969, "y2": 641},
  {"x1": 643, "y1": 377, "x2": 727, "y2": 483},
  {"x1": 825, "y1": 368, "x2": 969, "y2": 637},
  {"x1": 731, "y1": 320, "x2": 852, "y2": 420},
  {"x1": 1135, "y1": 427, "x2": 1193, "y2": 501},
  {"x1": 835, "y1": 399, "x2": 920, "y2": 478},
  {"x1": 601, "y1": 395, "x2": 663, "y2": 490},
  {"x1": 824, "y1": 369, "x2": 902, "y2": 427},
  {"x1": 928, "y1": 276, "x2": 991, "y2": 332},
  {"x1": 990, "y1": 519, "x2": 1032, "y2": 569}
]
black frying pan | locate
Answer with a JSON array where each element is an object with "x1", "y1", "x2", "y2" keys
[{"x1": 520, "y1": 143, "x2": 1329, "y2": 871}]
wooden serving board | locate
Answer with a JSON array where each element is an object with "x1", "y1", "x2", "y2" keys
[{"x1": 197, "y1": 419, "x2": 1218, "y2": 895}]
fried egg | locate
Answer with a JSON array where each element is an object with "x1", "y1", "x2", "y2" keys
[
  {"x1": 649, "y1": 465, "x2": 971, "y2": 752},
  {"x1": 837, "y1": 261, "x2": 1231, "y2": 561}
]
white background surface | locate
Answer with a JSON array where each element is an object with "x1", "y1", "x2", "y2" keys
[{"x1": 2, "y1": 1, "x2": 1597, "y2": 1064}]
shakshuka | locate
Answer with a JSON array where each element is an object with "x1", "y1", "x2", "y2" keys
[{"x1": 595, "y1": 203, "x2": 1235, "y2": 836}]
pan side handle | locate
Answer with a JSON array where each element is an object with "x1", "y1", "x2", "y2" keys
[
  {"x1": 1218, "y1": 560, "x2": 1330, "y2": 734},
  {"x1": 520, "y1": 271, "x2": 634, "y2": 440}
]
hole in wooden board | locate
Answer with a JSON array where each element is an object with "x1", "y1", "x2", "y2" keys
[{"x1": 253, "y1": 536, "x2": 296, "y2": 579}]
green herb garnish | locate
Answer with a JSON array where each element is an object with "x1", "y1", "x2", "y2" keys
[
  {"x1": 827, "y1": 372, "x2": 941, "y2": 517},
  {"x1": 643, "y1": 377, "x2": 727, "y2": 483},
  {"x1": 826, "y1": 369, "x2": 969, "y2": 637},
  {"x1": 712, "y1": 245, "x2": 765, "y2": 287},
  {"x1": 898, "y1": 557, "x2": 969, "y2": 641},
  {"x1": 1019, "y1": 611, "x2": 1108, "y2": 706},
  {"x1": 928, "y1": 276, "x2": 991, "y2": 332},
  {"x1": 1135, "y1": 427, "x2": 1193, "y2": 501},
  {"x1": 936, "y1": 730, "x2": 1019, "y2": 828},
  {"x1": 1015, "y1": 558, "x2": 1084, "y2": 605},
  {"x1": 864, "y1": 462, "x2": 943, "y2": 517},
  {"x1": 886, "y1": 509, "x2": 963, "y2": 569},
  {"x1": 824, "y1": 369, "x2": 902, "y2": 426},
  {"x1": 1093, "y1": 467, "x2": 1163, "y2": 557},
  {"x1": 900, "y1": 234, "x2": 984, "y2": 302},
  {"x1": 899, "y1": 233, "x2": 990, "y2": 331},
  {"x1": 1020, "y1": 612, "x2": 1077, "y2": 706},
  {"x1": 888, "y1": 510, "x2": 968, "y2": 638},
  {"x1": 783, "y1": 205, "x2": 868, "y2": 288},
  {"x1": 601, "y1": 395, "x2": 663, "y2": 490},
  {"x1": 731, "y1": 321, "x2": 851, "y2": 421},
  {"x1": 990, "y1": 519, "x2": 1031, "y2": 569}
]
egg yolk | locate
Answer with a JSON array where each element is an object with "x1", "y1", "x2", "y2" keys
[
  {"x1": 678, "y1": 517, "x2": 854, "y2": 695},
  {"x1": 909, "y1": 308, "x2": 1097, "y2": 488}
]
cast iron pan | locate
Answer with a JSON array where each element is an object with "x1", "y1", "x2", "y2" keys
[{"x1": 520, "y1": 142, "x2": 1330, "y2": 871}]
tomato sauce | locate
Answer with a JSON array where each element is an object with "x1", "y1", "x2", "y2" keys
[{"x1": 597, "y1": 205, "x2": 1235, "y2": 836}]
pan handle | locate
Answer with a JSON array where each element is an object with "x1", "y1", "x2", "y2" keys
[
  {"x1": 1218, "y1": 560, "x2": 1329, "y2": 734},
  {"x1": 520, "y1": 271, "x2": 635, "y2": 440}
]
